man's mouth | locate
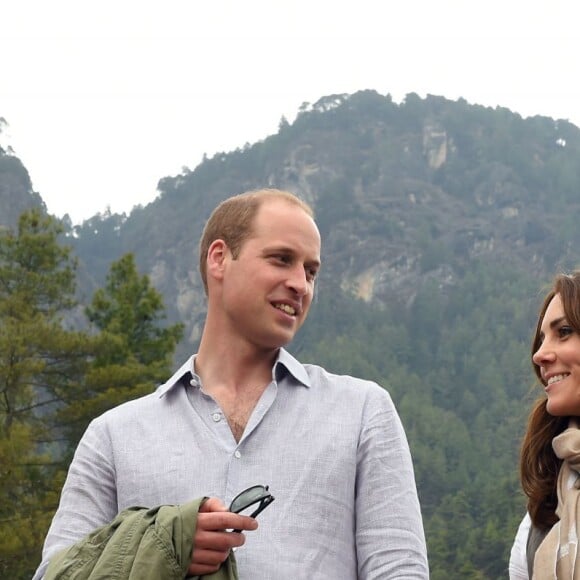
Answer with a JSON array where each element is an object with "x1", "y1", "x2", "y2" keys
[{"x1": 274, "y1": 303, "x2": 296, "y2": 316}]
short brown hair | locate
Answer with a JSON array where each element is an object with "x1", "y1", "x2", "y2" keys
[{"x1": 198, "y1": 188, "x2": 314, "y2": 293}]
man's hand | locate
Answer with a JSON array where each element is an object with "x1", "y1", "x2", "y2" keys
[{"x1": 188, "y1": 497, "x2": 259, "y2": 576}]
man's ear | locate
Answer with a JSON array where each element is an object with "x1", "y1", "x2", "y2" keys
[{"x1": 206, "y1": 239, "x2": 228, "y2": 282}]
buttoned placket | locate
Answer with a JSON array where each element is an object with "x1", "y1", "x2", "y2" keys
[
  {"x1": 223, "y1": 381, "x2": 278, "y2": 504},
  {"x1": 186, "y1": 374, "x2": 279, "y2": 503}
]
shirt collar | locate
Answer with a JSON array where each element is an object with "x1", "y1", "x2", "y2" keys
[
  {"x1": 156, "y1": 355, "x2": 196, "y2": 397},
  {"x1": 275, "y1": 348, "x2": 311, "y2": 387},
  {"x1": 156, "y1": 348, "x2": 311, "y2": 398}
]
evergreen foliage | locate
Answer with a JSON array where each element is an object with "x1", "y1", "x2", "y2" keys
[
  {"x1": 292, "y1": 259, "x2": 538, "y2": 576},
  {"x1": 0, "y1": 221, "x2": 183, "y2": 578},
  {"x1": 58, "y1": 252, "x2": 184, "y2": 456},
  {"x1": 0, "y1": 210, "x2": 90, "y2": 578}
]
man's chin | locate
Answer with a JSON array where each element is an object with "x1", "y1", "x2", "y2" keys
[{"x1": 261, "y1": 332, "x2": 296, "y2": 351}]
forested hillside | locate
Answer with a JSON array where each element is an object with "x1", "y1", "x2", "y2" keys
[
  {"x1": 0, "y1": 118, "x2": 45, "y2": 226},
  {"x1": 2, "y1": 91, "x2": 580, "y2": 577}
]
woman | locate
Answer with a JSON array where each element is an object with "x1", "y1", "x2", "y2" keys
[{"x1": 510, "y1": 271, "x2": 580, "y2": 578}]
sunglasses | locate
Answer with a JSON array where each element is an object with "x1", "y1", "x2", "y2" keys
[{"x1": 229, "y1": 484, "x2": 275, "y2": 532}]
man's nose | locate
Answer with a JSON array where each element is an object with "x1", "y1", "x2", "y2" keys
[{"x1": 287, "y1": 266, "x2": 308, "y2": 296}]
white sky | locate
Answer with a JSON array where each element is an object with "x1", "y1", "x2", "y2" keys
[{"x1": 1, "y1": 0, "x2": 579, "y2": 224}]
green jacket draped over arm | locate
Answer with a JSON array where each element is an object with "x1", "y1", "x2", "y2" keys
[{"x1": 44, "y1": 497, "x2": 238, "y2": 580}]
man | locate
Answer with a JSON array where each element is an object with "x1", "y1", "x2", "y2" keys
[{"x1": 34, "y1": 188, "x2": 428, "y2": 578}]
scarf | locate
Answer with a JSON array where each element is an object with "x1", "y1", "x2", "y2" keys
[{"x1": 534, "y1": 419, "x2": 580, "y2": 579}]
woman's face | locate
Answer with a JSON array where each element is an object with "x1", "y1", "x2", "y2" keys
[{"x1": 533, "y1": 293, "x2": 580, "y2": 416}]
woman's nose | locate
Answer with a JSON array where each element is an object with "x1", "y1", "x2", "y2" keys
[{"x1": 532, "y1": 341, "x2": 556, "y2": 366}]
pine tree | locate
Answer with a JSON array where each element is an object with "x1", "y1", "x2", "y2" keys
[
  {"x1": 0, "y1": 209, "x2": 91, "y2": 578},
  {"x1": 57, "y1": 253, "x2": 184, "y2": 451}
]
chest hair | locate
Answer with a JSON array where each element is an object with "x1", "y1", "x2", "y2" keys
[{"x1": 216, "y1": 387, "x2": 266, "y2": 443}]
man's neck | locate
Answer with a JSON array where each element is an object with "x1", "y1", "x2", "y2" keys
[
  {"x1": 195, "y1": 338, "x2": 279, "y2": 443},
  {"x1": 195, "y1": 337, "x2": 279, "y2": 395}
]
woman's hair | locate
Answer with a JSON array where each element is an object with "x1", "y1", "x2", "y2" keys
[
  {"x1": 198, "y1": 188, "x2": 313, "y2": 294},
  {"x1": 520, "y1": 270, "x2": 580, "y2": 529}
]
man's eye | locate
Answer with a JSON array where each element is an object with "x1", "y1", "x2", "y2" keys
[{"x1": 273, "y1": 255, "x2": 290, "y2": 264}]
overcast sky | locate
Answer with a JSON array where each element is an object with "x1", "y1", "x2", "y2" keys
[{"x1": 1, "y1": 0, "x2": 578, "y2": 224}]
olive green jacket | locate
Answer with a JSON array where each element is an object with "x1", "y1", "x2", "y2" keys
[{"x1": 44, "y1": 497, "x2": 238, "y2": 580}]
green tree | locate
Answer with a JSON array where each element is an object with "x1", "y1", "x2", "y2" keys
[
  {"x1": 57, "y1": 253, "x2": 184, "y2": 450},
  {"x1": 0, "y1": 209, "x2": 91, "y2": 578}
]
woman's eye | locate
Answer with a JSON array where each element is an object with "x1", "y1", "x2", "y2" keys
[{"x1": 559, "y1": 326, "x2": 574, "y2": 338}]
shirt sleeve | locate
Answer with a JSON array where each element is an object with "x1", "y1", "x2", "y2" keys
[
  {"x1": 509, "y1": 513, "x2": 531, "y2": 580},
  {"x1": 32, "y1": 417, "x2": 118, "y2": 580},
  {"x1": 355, "y1": 386, "x2": 429, "y2": 579}
]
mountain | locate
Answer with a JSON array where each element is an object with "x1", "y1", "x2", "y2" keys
[
  {"x1": 3, "y1": 91, "x2": 580, "y2": 577},
  {"x1": 0, "y1": 122, "x2": 46, "y2": 229},
  {"x1": 65, "y1": 92, "x2": 580, "y2": 356},
  {"x1": 54, "y1": 93, "x2": 573, "y2": 326}
]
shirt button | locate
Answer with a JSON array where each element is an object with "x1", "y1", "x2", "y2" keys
[
  {"x1": 234, "y1": 450, "x2": 242, "y2": 459},
  {"x1": 189, "y1": 379, "x2": 196, "y2": 387},
  {"x1": 212, "y1": 413, "x2": 221, "y2": 422}
]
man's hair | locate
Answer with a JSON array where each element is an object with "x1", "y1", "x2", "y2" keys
[
  {"x1": 198, "y1": 188, "x2": 314, "y2": 293},
  {"x1": 520, "y1": 270, "x2": 580, "y2": 530}
]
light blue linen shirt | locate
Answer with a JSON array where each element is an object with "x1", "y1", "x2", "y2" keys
[{"x1": 34, "y1": 348, "x2": 428, "y2": 579}]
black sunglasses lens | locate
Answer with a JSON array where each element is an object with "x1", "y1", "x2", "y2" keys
[
  {"x1": 249, "y1": 494, "x2": 274, "y2": 518},
  {"x1": 230, "y1": 485, "x2": 269, "y2": 513}
]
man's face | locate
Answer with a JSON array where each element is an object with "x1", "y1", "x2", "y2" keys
[{"x1": 220, "y1": 199, "x2": 321, "y2": 350}]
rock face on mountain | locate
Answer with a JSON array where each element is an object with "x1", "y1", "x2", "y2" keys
[
  {"x1": 59, "y1": 92, "x2": 580, "y2": 354},
  {"x1": 3, "y1": 91, "x2": 580, "y2": 354}
]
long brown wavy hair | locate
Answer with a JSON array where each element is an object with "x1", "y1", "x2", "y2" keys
[{"x1": 520, "y1": 271, "x2": 580, "y2": 529}]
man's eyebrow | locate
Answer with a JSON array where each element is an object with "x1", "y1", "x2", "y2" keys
[{"x1": 264, "y1": 246, "x2": 321, "y2": 267}]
